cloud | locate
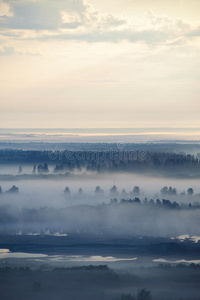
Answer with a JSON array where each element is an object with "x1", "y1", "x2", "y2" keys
[
  {"x1": 0, "y1": 0, "x2": 199, "y2": 45},
  {"x1": 41, "y1": 29, "x2": 167, "y2": 44},
  {"x1": 186, "y1": 26, "x2": 200, "y2": 37},
  {"x1": 60, "y1": 11, "x2": 82, "y2": 29},
  {"x1": 0, "y1": 0, "x2": 127, "y2": 31},
  {"x1": 0, "y1": 1, "x2": 13, "y2": 17},
  {"x1": 34, "y1": 10, "x2": 194, "y2": 44},
  {"x1": 0, "y1": 45, "x2": 40, "y2": 56},
  {"x1": 81, "y1": 3, "x2": 127, "y2": 30},
  {"x1": 0, "y1": 0, "x2": 86, "y2": 30},
  {"x1": 0, "y1": 46, "x2": 15, "y2": 55}
]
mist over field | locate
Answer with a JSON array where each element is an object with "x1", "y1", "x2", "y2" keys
[
  {"x1": 0, "y1": 170, "x2": 200, "y2": 238},
  {"x1": 1, "y1": 144, "x2": 200, "y2": 238},
  {"x1": 0, "y1": 143, "x2": 200, "y2": 299},
  {"x1": 1, "y1": 196, "x2": 200, "y2": 238}
]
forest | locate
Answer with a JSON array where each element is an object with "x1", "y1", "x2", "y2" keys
[{"x1": 0, "y1": 148, "x2": 200, "y2": 177}]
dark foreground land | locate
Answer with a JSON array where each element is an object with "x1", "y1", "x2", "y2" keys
[
  {"x1": 0, "y1": 236, "x2": 200, "y2": 300},
  {"x1": 0, "y1": 264, "x2": 200, "y2": 300}
]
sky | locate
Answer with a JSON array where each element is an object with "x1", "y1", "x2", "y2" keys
[{"x1": 0, "y1": 0, "x2": 199, "y2": 129}]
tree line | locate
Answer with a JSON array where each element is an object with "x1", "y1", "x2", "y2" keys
[{"x1": 1, "y1": 149, "x2": 200, "y2": 174}]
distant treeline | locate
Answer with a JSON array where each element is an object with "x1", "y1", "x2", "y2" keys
[
  {"x1": 109, "y1": 197, "x2": 197, "y2": 210},
  {"x1": 0, "y1": 149, "x2": 200, "y2": 175},
  {"x1": 0, "y1": 184, "x2": 196, "y2": 199},
  {"x1": 0, "y1": 265, "x2": 109, "y2": 272},
  {"x1": 1, "y1": 262, "x2": 200, "y2": 272},
  {"x1": 1, "y1": 142, "x2": 200, "y2": 153}
]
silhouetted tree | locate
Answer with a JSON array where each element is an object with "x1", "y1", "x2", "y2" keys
[
  {"x1": 172, "y1": 201, "x2": 179, "y2": 209},
  {"x1": 37, "y1": 164, "x2": 43, "y2": 173},
  {"x1": 7, "y1": 185, "x2": 19, "y2": 193},
  {"x1": 137, "y1": 289, "x2": 152, "y2": 300},
  {"x1": 54, "y1": 164, "x2": 64, "y2": 173},
  {"x1": 95, "y1": 186, "x2": 104, "y2": 194},
  {"x1": 37, "y1": 163, "x2": 49, "y2": 173},
  {"x1": 161, "y1": 186, "x2": 168, "y2": 195},
  {"x1": 187, "y1": 188, "x2": 194, "y2": 196},
  {"x1": 43, "y1": 163, "x2": 49, "y2": 173},
  {"x1": 169, "y1": 186, "x2": 177, "y2": 195},
  {"x1": 161, "y1": 186, "x2": 177, "y2": 196},
  {"x1": 32, "y1": 165, "x2": 36, "y2": 174},
  {"x1": 0, "y1": 186, "x2": 2, "y2": 194},
  {"x1": 64, "y1": 187, "x2": 71, "y2": 194},
  {"x1": 134, "y1": 197, "x2": 141, "y2": 204},
  {"x1": 110, "y1": 198, "x2": 118, "y2": 204},
  {"x1": 18, "y1": 165, "x2": 22, "y2": 174},
  {"x1": 133, "y1": 186, "x2": 140, "y2": 196},
  {"x1": 110, "y1": 185, "x2": 118, "y2": 195},
  {"x1": 162, "y1": 199, "x2": 172, "y2": 208},
  {"x1": 156, "y1": 199, "x2": 161, "y2": 206}
]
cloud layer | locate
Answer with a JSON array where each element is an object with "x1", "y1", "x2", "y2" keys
[{"x1": 0, "y1": 0, "x2": 199, "y2": 45}]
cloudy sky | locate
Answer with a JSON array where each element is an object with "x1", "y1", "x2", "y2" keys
[{"x1": 0, "y1": 0, "x2": 199, "y2": 128}]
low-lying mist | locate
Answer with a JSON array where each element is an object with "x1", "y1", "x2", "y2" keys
[
  {"x1": 0, "y1": 172, "x2": 200, "y2": 237},
  {"x1": 0, "y1": 172, "x2": 200, "y2": 207},
  {"x1": 0, "y1": 200, "x2": 200, "y2": 237}
]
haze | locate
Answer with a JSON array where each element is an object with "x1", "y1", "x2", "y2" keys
[{"x1": 0, "y1": 0, "x2": 199, "y2": 128}]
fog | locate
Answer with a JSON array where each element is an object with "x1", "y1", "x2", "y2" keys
[
  {"x1": 0, "y1": 169, "x2": 200, "y2": 237},
  {"x1": 0, "y1": 171, "x2": 200, "y2": 207},
  {"x1": 0, "y1": 195, "x2": 200, "y2": 237},
  {"x1": 1, "y1": 148, "x2": 200, "y2": 300}
]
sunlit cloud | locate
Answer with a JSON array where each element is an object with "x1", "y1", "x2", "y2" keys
[
  {"x1": 0, "y1": 0, "x2": 13, "y2": 17},
  {"x1": 0, "y1": 0, "x2": 199, "y2": 45}
]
